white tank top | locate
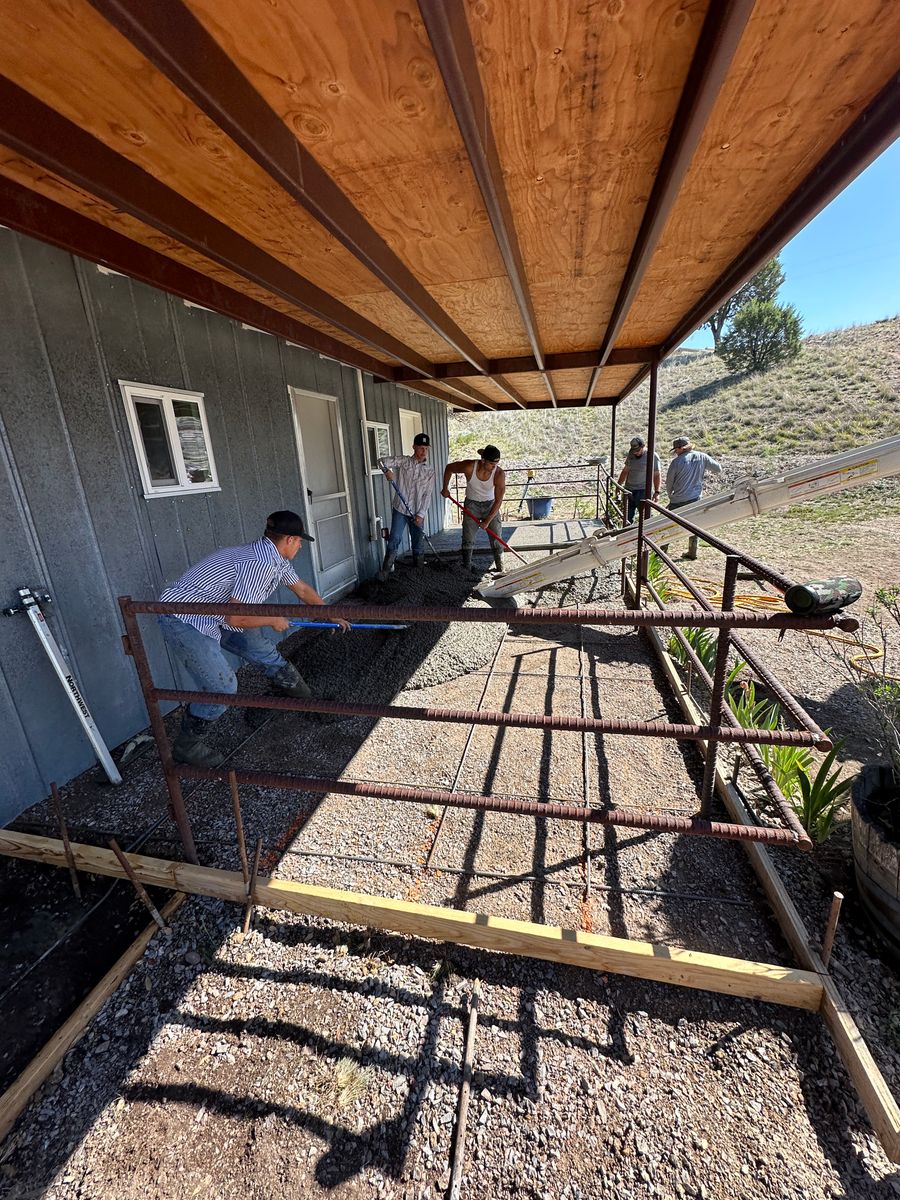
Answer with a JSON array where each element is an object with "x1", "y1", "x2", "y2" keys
[{"x1": 466, "y1": 461, "x2": 498, "y2": 503}]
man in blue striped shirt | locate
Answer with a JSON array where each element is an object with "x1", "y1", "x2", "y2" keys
[{"x1": 158, "y1": 510, "x2": 347, "y2": 767}]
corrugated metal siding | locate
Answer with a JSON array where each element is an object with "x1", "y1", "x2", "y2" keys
[{"x1": 0, "y1": 229, "x2": 448, "y2": 823}]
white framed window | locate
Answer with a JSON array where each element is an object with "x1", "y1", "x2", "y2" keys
[
  {"x1": 119, "y1": 380, "x2": 220, "y2": 499},
  {"x1": 365, "y1": 421, "x2": 391, "y2": 475}
]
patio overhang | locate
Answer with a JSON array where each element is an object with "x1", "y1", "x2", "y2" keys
[{"x1": 0, "y1": 0, "x2": 897, "y2": 409}]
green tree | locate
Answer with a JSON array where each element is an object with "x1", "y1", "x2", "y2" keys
[
  {"x1": 703, "y1": 257, "x2": 786, "y2": 352},
  {"x1": 719, "y1": 299, "x2": 803, "y2": 372}
]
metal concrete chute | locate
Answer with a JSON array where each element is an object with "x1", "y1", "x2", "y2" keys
[{"x1": 480, "y1": 435, "x2": 900, "y2": 599}]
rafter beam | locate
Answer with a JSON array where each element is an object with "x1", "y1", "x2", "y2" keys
[
  {"x1": 490, "y1": 376, "x2": 528, "y2": 409},
  {"x1": 420, "y1": 0, "x2": 555, "y2": 407},
  {"x1": 0, "y1": 77, "x2": 430, "y2": 377},
  {"x1": 88, "y1": 0, "x2": 491, "y2": 373},
  {"x1": 585, "y1": 0, "x2": 755, "y2": 403},
  {"x1": 614, "y1": 72, "x2": 900, "y2": 409},
  {"x1": 394, "y1": 346, "x2": 655, "y2": 384},
  {"x1": 405, "y1": 380, "x2": 483, "y2": 412},
  {"x1": 0, "y1": 175, "x2": 393, "y2": 379}
]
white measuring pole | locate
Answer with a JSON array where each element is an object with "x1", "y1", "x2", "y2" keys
[{"x1": 7, "y1": 588, "x2": 122, "y2": 785}]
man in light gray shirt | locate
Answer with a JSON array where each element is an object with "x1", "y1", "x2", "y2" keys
[
  {"x1": 377, "y1": 432, "x2": 436, "y2": 578},
  {"x1": 664, "y1": 436, "x2": 722, "y2": 558}
]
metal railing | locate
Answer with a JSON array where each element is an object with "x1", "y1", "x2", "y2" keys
[
  {"x1": 449, "y1": 460, "x2": 616, "y2": 523},
  {"x1": 625, "y1": 496, "x2": 851, "y2": 830},
  {"x1": 116, "y1": 596, "x2": 858, "y2": 862}
]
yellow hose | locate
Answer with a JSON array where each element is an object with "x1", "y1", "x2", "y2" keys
[{"x1": 663, "y1": 577, "x2": 895, "y2": 681}]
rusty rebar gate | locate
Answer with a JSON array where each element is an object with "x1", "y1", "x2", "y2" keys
[{"x1": 119, "y1": 596, "x2": 857, "y2": 863}]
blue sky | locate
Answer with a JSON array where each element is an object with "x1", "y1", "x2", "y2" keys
[{"x1": 682, "y1": 138, "x2": 900, "y2": 348}]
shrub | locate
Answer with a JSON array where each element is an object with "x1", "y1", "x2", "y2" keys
[{"x1": 719, "y1": 300, "x2": 803, "y2": 373}]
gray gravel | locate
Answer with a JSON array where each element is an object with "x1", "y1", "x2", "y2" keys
[{"x1": 3, "y1": 558, "x2": 900, "y2": 1199}]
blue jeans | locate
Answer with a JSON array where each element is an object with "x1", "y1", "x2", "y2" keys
[
  {"x1": 387, "y1": 508, "x2": 425, "y2": 555},
  {"x1": 158, "y1": 616, "x2": 288, "y2": 723}
]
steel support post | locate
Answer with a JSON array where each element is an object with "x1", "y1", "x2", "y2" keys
[
  {"x1": 609, "y1": 403, "x2": 618, "y2": 524},
  {"x1": 699, "y1": 556, "x2": 739, "y2": 816},
  {"x1": 118, "y1": 598, "x2": 199, "y2": 864}
]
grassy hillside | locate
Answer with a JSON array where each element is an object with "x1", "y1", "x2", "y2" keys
[{"x1": 449, "y1": 317, "x2": 900, "y2": 512}]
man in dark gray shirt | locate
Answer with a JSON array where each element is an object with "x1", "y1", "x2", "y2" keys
[{"x1": 617, "y1": 436, "x2": 661, "y2": 523}]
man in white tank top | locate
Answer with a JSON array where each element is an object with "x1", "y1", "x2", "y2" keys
[{"x1": 441, "y1": 445, "x2": 506, "y2": 574}]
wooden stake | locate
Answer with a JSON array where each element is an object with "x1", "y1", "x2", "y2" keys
[
  {"x1": 108, "y1": 839, "x2": 170, "y2": 935},
  {"x1": 448, "y1": 985, "x2": 480, "y2": 1200},
  {"x1": 820, "y1": 892, "x2": 844, "y2": 968},
  {"x1": 49, "y1": 782, "x2": 81, "y2": 900},
  {"x1": 228, "y1": 770, "x2": 250, "y2": 886},
  {"x1": 242, "y1": 837, "x2": 262, "y2": 936},
  {"x1": 0, "y1": 830, "x2": 823, "y2": 1011}
]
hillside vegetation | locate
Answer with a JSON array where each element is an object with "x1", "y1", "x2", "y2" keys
[{"x1": 449, "y1": 317, "x2": 900, "y2": 518}]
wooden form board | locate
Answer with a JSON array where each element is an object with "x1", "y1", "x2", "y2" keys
[
  {"x1": 639, "y1": 603, "x2": 900, "y2": 1163},
  {"x1": 0, "y1": 829, "x2": 822, "y2": 1012},
  {"x1": 0, "y1": 893, "x2": 185, "y2": 1146}
]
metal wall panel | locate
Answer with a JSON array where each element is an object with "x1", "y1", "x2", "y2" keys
[{"x1": 0, "y1": 229, "x2": 449, "y2": 822}]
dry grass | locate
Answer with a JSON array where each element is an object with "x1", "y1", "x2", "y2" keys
[
  {"x1": 450, "y1": 316, "x2": 900, "y2": 523},
  {"x1": 328, "y1": 1056, "x2": 372, "y2": 1110}
]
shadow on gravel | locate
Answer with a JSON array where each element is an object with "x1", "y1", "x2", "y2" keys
[{"x1": 0, "y1": 561, "x2": 502, "y2": 1194}]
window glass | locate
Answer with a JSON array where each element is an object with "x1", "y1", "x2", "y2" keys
[
  {"x1": 121, "y1": 382, "x2": 219, "y2": 498},
  {"x1": 367, "y1": 424, "x2": 390, "y2": 470},
  {"x1": 172, "y1": 399, "x2": 213, "y2": 484},
  {"x1": 135, "y1": 400, "x2": 177, "y2": 485}
]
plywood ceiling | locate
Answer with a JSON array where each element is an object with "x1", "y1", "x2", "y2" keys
[{"x1": 0, "y1": 0, "x2": 896, "y2": 411}]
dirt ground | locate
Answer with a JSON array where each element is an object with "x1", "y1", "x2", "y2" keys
[{"x1": 1, "y1": 510, "x2": 900, "y2": 1200}]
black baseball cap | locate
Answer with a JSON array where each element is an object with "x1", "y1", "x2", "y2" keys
[
  {"x1": 413, "y1": 432, "x2": 430, "y2": 446},
  {"x1": 265, "y1": 510, "x2": 315, "y2": 541},
  {"x1": 478, "y1": 445, "x2": 501, "y2": 461}
]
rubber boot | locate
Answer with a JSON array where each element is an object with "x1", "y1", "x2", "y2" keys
[
  {"x1": 492, "y1": 550, "x2": 504, "y2": 574},
  {"x1": 271, "y1": 661, "x2": 312, "y2": 699},
  {"x1": 414, "y1": 554, "x2": 425, "y2": 569},
  {"x1": 172, "y1": 713, "x2": 225, "y2": 768},
  {"x1": 377, "y1": 549, "x2": 396, "y2": 582},
  {"x1": 685, "y1": 535, "x2": 699, "y2": 561},
  {"x1": 461, "y1": 547, "x2": 478, "y2": 576}
]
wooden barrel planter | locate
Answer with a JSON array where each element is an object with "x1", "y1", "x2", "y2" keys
[{"x1": 851, "y1": 765, "x2": 900, "y2": 957}]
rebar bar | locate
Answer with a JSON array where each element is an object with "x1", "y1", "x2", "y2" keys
[
  {"x1": 122, "y1": 598, "x2": 859, "y2": 632},
  {"x1": 645, "y1": 539, "x2": 830, "y2": 741},
  {"x1": 50, "y1": 782, "x2": 81, "y2": 900},
  {"x1": 641, "y1": 500, "x2": 795, "y2": 593},
  {"x1": 642, "y1": 575, "x2": 812, "y2": 845},
  {"x1": 176, "y1": 764, "x2": 805, "y2": 846},
  {"x1": 119, "y1": 597, "x2": 198, "y2": 864},
  {"x1": 152, "y1": 687, "x2": 828, "y2": 747},
  {"x1": 700, "y1": 556, "x2": 739, "y2": 816},
  {"x1": 108, "y1": 838, "x2": 170, "y2": 934}
]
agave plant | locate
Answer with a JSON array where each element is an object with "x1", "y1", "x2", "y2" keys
[{"x1": 793, "y1": 741, "x2": 853, "y2": 843}]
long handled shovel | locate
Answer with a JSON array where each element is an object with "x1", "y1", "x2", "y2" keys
[
  {"x1": 446, "y1": 495, "x2": 529, "y2": 565},
  {"x1": 288, "y1": 620, "x2": 407, "y2": 631}
]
